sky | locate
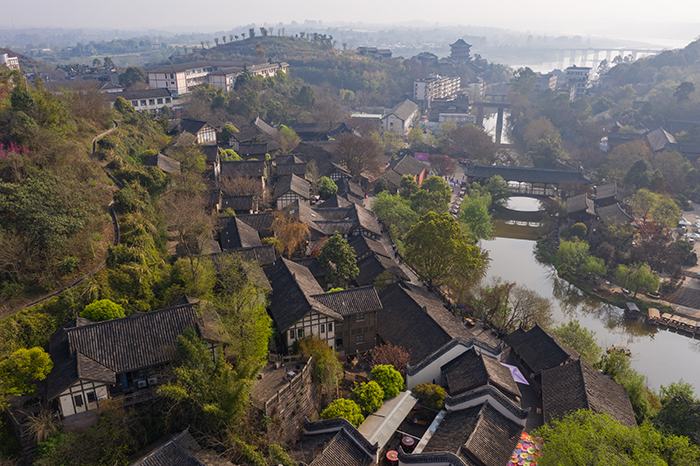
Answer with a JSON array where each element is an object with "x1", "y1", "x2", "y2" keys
[{"x1": 1, "y1": 0, "x2": 699, "y2": 46}]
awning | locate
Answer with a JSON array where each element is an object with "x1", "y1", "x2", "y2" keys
[{"x1": 358, "y1": 390, "x2": 418, "y2": 452}]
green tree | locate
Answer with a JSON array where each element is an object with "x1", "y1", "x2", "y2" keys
[
  {"x1": 221, "y1": 123, "x2": 239, "y2": 143},
  {"x1": 528, "y1": 135, "x2": 567, "y2": 169},
  {"x1": 320, "y1": 398, "x2": 364, "y2": 427},
  {"x1": 297, "y1": 84, "x2": 316, "y2": 108},
  {"x1": 674, "y1": 81, "x2": 695, "y2": 103},
  {"x1": 80, "y1": 299, "x2": 126, "y2": 321},
  {"x1": 458, "y1": 192, "x2": 494, "y2": 241},
  {"x1": 485, "y1": 175, "x2": 511, "y2": 206},
  {"x1": 410, "y1": 176, "x2": 451, "y2": 215},
  {"x1": 413, "y1": 383, "x2": 445, "y2": 410},
  {"x1": 103, "y1": 57, "x2": 115, "y2": 69},
  {"x1": 118, "y1": 66, "x2": 147, "y2": 87},
  {"x1": 0, "y1": 347, "x2": 53, "y2": 395},
  {"x1": 277, "y1": 124, "x2": 300, "y2": 154},
  {"x1": 535, "y1": 410, "x2": 700, "y2": 466},
  {"x1": 550, "y1": 320, "x2": 602, "y2": 365},
  {"x1": 351, "y1": 381, "x2": 384, "y2": 415},
  {"x1": 570, "y1": 222, "x2": 587, "y2": 239},
  {"x1": 652, "y1": 196, "x2": 681, "y2": 232},
  {"x1": 625, "y1": 159, "x2": 653, "y2": 189},
  {"x1": 556, "y1": 237, "x2": 590, "y2": 272},
  {"x1": 581, "y1": 255, "x2": 607, "y2": 277},
  {"x1": 614, "y1": 263, "x2": 659, "y2": 296},
  {"x1": 318, "y1": 232, "x2": 359, "y2": 288},
  {"x1": 370, "y1": 364, "x2": 404, "y2": 399},
  {"x1": 403, "y1": 212, "x2": 482, "y2": 287},
  {"x1": 316, "y1": 176, "x2": 338, "y2": 198},
  {"x1": 656, "y1": 390, "x2": 700, "y2": 446},
  {"x1": 370, "y1": 191, "x2": 419, "y2": 238},
  {"x1": 510, "y1": 67, "x2": 537, "y2": 95},
  {"x1": 298, "y1": 337, "x2": 344, "y2": 403},
  {"x1": 400, "y1": 174, "x2": 419, "y2": 199}
]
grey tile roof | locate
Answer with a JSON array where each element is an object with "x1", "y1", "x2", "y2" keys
[
  {"x1": 466, "y1": 164, "x2": 591, "y2": 184},
  {"x1": 237, "y1": 213, "x2": 275, "y2": 236},
  {"x1": 646, "y1": 127, "x2": 676, "y2": 152},
  {"x1": 387, "y1": 155, "x2": 427, "y2": 177},
  {"x1": 290, "y1": 201, "x2": 381, "y2": 238},
  {"x1": 309, "y1": 428, "x2": 373, "y2": 466},
  {"x1": 220, "y1": 160, "x2": 266, "y2": 178},
  {"x1": 387, "y1": 99, "x2": 419, "y2": 122},
  {"x1": 311, "y1": 286, "x2": 382, "y2": 317},
  {"x1": 421, "y1": 402, "x2": 523, "y2": 466},
  {"x1": 131, "y1": 430, "x2": 204, "y2": 466},
  {"x1": 178, "y1": 119, "x2": 212, "y2": 135},
  {"x1": 218, "y1": 216, "x2": 262, "y2": 250},
  {"x1": 220, "y1": 195, "x2": 254, "y2": 212},
  {"x1": 355, "y1": 253, "x2": 408, "y2": 286},
  {"x1": 593, "y1": 183, "x2": 617, "y2": 201},
  {"x1": 378, "y1": 282, "x2": 473, "y2": 365},
  {"x1": 596, "y1": 203, "x2": 633, "y2": 224},
  {"x1": 503, "y1": 324, "x2": 578, "y2": 374},
  {"x1": 542, "y1": 358, "x2": 637, "y2": 427},
  {"x1": 231, "y1": 244, "x2": 276, "y2": 266},
  {"x1": 376, "y1": 169, "x2": 404, "y2": 188},
  {"x1": 143, "y1": 153, "x2": 180, "y2": 174},
  {"x1": 566, "y1": 193, "x2": 595, "y2": 215},
  {"x1": 198, "y1": 145, "x2": 220, "y2": 164},
  {"x1": 276, "y1": 155, "x2": 308, "y2": 177},
  {"x1": 274, "y1": 174, "x2": 310, "y2": 199},
  {"x1": 441, "y1": 348, "x2": 520, "y2": 398},
  {"x1": 265, "y1": 258, "x2": 342, "y2": 332},
  {"x1": 347, "y1": 235, "x2": 391, "y2": 260},
  {"x1": 317, "y1": 194, "x2": 353, "y2": 209},
  {"x1": 46, "y1": 305, "x2": 224, "y2": 400}
]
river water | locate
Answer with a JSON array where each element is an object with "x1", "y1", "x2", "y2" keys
[{"x1": 481, "y1": 197, "x2": 700, "y2": 391}]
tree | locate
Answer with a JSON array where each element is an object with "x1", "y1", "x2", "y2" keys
[
  {"x1": 371, "y1": 364, "x2": 404, "y2": 399},
  {"x1": 277, "y1": 125, "x2": 300, "y2": 154},
  {"x1": 485, "y1": 175, "x2": 511, "y2": 206},
  {"x1": 103, "y1": 57, "x2": 115, "y2": 69},
  {"x1": 371, "y1": 343, "x2": 411, "y2": 376},
  {"x1": 446, "y1": 124, "x2": 497, "y2": 163},
  {"x1": 316, "y1": 176, "x2": 338, "y2": 198},
  {"x1": 556, "y1": 237, "x2": 590, "y2": 272},
  {"x1": 162, "y1": 191, "x2": 213, "y2": 258},
  {"x1": 370, "y1": 191, "x2": 419, "y2": 239},
  {"x1": 320, "y1": 399, "x2": 364, "y2": 427},
  {"x1": 296, "y1": 84, "x2": 316, "y2": 108},
  {"x1": 80, "y1": 299, "x2": 126, "y2": 321},
  {"x1": 157, "y1": 329, "x2": 253, "y2": 433},
  {"x1": 221, "y1": 123, "x2": 239, "y2": 144},
  {"x1": 674, "y1": 81, "x2": 695, "y2": 103},
  {"x1": 298, "y1": 337, "x2": 344, "y2": 403},
  {"x1": 569, "y1": 222, "x2": 587, "y2": 239},
  {"x1": 272, "y1": 209, "x2": 310, "y2": 258},
  {"x1": 403, "y1": 212, "x2": 482, "y2": 287},
  {"x1": 410, "y1": 176, "x2": 451, "y2": 215},
  {"x1": 428, "y1": 154, "x2": 455, "y2": 177},
  {"x1": 350, "y1": 381, "x2": 384, "y2": 415},
  {"x1": 550, "y1": 320, "x2": 602, "y2": 365},
  {"x1": 318, "y1": 232, "x2": 359, "y2": 288},
  {"x1": 528, "y1": 135, "x2": 567, "y2": 169},
  {"x1": 614, "y1": 263, "x2": 659, "y2": 296},
  {"x1": 652, "y1": 196, "x2": 681, "y2": 232},
  {"x1": 458, "y1": 192, "x2": 494, "y2": 241},
  {"x1": 535, "y1": 410, "x2": 700, "y2": 466},
  {"x1": 399, "y1": 175, "x2": 419, "y2": 199},
  {"x1": 336, "y1": 134, "x2": 383, "y2": 179},
  {"x1": 498, "y1": 285, "x2": 553, "y2": 332},
  {"x1": 92, "y1": 58, "x2": 101, "y2": 68},
  {"x1": 118, "y1": 66, "x2": 147, "y2": 87},
  {"x1": 0, "y1": 347, "x2": 53, "y2": 395},
  {"x1": 510, "y1": 67, "x2": 537, "y2": 95},
  {"x1": 656, "y1": 391, "x2": 700, "y2": 446},
  {"x1": 625, "y1": 160, "x2": 653, "y2": 189},
  {"x1": 413, "y1": 383, "x2": 445, "y2": 410}
]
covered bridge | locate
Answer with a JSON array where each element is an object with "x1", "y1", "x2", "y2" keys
[{"x1": 465, "y1": 165, "x2": 591, "y2": 197}]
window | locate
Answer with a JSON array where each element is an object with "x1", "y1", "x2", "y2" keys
[
  {"x1": 165, "y1": 98, "x2": 171, "y2": 103},
  {"x1": 298, "y1": 328, "x2": 304, "y2": 338},
  {"x1": 140, "y1": 100, "x2": 147, "y2": 106},
  {"x1": 86, "y1": 391, "x2": 96, "y2": 403},
  {"x1": 328, "y1": 323, "x2": 333, "y2": 332},
  {"x1": 320, "y1": 324, "x2": 325, "y2": 333},
  {"x1": 171, "y1": 81, "x2": 175, "y2": 85},
  {"x1": 74, "y1": 394, "x2": 83, "y2": 407},
  {"x1": 289, "y1": 329, "x2": 295, "y2": 340},
  {"x1": 336, "y1": 338, "x2": 343, "y2": 348},
  {"x1": 356, "y1": 313, "x2": 364, "y2": 322},
  {"x1": 170, "y1": 73, "x2": 174, "y2": 79},
  {"x1": 149, "y1": 99, "x2": 155, "y2": 105},
  {"x1": 157, "y1": 98, "x2": 163, "y2": 104},
  {"x1": 355, "y1": 334, "x2": 365, "y2": 343},
  {"x1": 131, "y1": 100, "x2": 138, "y2": 106}
]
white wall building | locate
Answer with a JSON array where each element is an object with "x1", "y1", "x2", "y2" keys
[
  {"x1": 0, "y1": 53, "x2": 20, "y2": 71},
  {"x1": 414, "y1": 74, "x2": 461, "y2": 102},
  {"x1": 565, "y1": 65, "x2": 592, "y2": 99},
  {"x1": 108, "y1": 89, "x2": 174, "y2": 113}
]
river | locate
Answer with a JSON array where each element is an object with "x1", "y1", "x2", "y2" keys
[{"x1": 481, "y1": 197, "x2": 700, "y2": 391}]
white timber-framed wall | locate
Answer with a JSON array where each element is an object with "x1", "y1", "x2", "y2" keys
[
  {"x1": 285, "y1": 311, "x2": 339, "y2": 351},
  {"x1": 276, "y1": 191, "x2": 307, "y2": 209},
  {"x1": 57, "y1": 380, "x2": 110, "y2": 417},
  {"x1": 196, "y1": 125, "x2": 217, "y2": 145}
]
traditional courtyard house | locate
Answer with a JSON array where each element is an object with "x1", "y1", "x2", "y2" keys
[
  {"x1": 217, "y1": 216, "x2": 262, "y2": 251},
  {"x1": 107, "y1": 89, "x2": 174, "y2": 113},
  {"x1": 142, "y1": 152, "x2": 180, "y2": 175},
  {"x1": 317, "y1": 193, "x2": 354, "y2": 209},
  {"x1": 375, "y1": 155, "x2": 427, "y2": 191},
  {"x1": 228, "y1": 117, "x2": 280, "y2": 156},
  {"x1": 275, "y1": 155, "x2": 308, "y2": 178},
  {"x1": 234, "y1": 244, "x2": 277, "y2": 267},
  {"x1": 265, "y1": 258, "x2": 342, "y2": 352},
  {"x1": 592, "y1": 182, "x2": 620, "y2": 207},
  {"x1": 380, "y1": 99, "x2": 419, "y2": 136},
  {"x1": 131, "y1": 428, "x2": 233, "y2": 466},
  {"x1": 44, "y1": 304, "x2": 225, "y2": 420},
  {"x1": 565, "y1": 192, "x2": 596, "y2": 224},
  {"x1": 503, "y1": 324, "x2": 578, "y2": 388},
  {"x1": 335, "y1": 178, "x2": 366, "y2": 205},
  {"x1": 237, "y1": 212, "x2": 276, "y2": 238},
  {"x1": 311, "y1": 286, "x2": 383, "y2": 355},
  {"x1": 347, "y1": 236, "x2": 391, "y2": 261},
  {"x1": 218, "y1": 194, "x2": 257, "y2": 215},
  {"x1": 541, "y1": 358, "x2": 636, "y2": 427},
  {"x1": 173, "y1": 119, "x2": 218, "y2": 145},
  {"x1": 219, "y1": 159, "x2": 267, "y2": 193},
  {"x1": 596, "y1": 202, "x2": 634, "y2": 225},
  {"x1": 354, "y1": 253, "x2": 408, "y2": 289},
  {"x1": 199, "y1": 145, "x2": 221, "y2": 174},
  {"x1": 441, "y1": 348, "x2": 520, "y2": 399},
  {"x1": 646, "y1": 127, "x2": 677, "y2": 153},
  {"x1": 289, "y1": 418, "x2": 378, "y2": 466},
  {"x1": 274, "y1": 174, "x2": 311, "y2": 209}
]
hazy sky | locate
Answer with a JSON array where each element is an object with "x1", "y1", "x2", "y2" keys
[{"x1": 2, "y1": 0, "x2": 699, "y2": 44}]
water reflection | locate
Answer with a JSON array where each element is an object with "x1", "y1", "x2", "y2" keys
[{"x1": 483, "y1": 218, "x2": 700, "y2": 389}]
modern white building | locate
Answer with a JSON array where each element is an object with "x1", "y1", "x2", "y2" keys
[
  {"x1": 107, "y1": 89, "x2": 174, "y2": 113},
  {"x1": 381, "y1": 99, "x2": 420, "y2": 136},
  {"x1": 413, "y1": 74, "x2": 461, "y2": 102},
  {"x1": 535, "y1": 73, "x2": 557, "y2": 92},
  {"x1": 0, "y1": 53, "x2": 19, "y2": 71},
  {"x1": 565, "y1": 65, "x2": 592, "y2": 99},
  {"x1": 208, "y1": 62, "x2": 289, "y2": 92}
]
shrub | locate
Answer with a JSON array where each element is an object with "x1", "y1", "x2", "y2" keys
[
  {"x1": 371, "y1": 364, "x2": 404, "y2": 399},
  {"x1": 81, "y1": 299, "x2": 126, "y2": 321},
  {"x1": 413, "y1": 383, "x2": 445, "y2": 410},
  {"x1": 371, "y1": 343, "x2": 411, "y2": 376},
  {"x1": 316, "y1": 176, "x2": 338, "y2": 198},
  {"x1": 350, "y1": 381, "x2": 384, "y2": 415},
  {"x1": 320, "y1": 398, "x2": 364, "y2": 427}
]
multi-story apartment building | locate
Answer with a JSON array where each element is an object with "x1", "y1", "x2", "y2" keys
[
  {"x1": 0, "y1": 53, "x2": 20, "y2": 71},
  {"x1": 535, "y1": 73, "x2": 557, "y2": 92},
  {"x1": 208, "y1": 62, "x2": 289, "y2": 92},
  {"x1": 413, "y1": 74, "x2": 461, "y2": 102},
  {"x1": 565, "y1": 65, "x2": 592, "y2": 99}
]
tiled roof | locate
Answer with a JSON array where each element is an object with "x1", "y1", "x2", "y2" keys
[
  {"x1": 646, "y1": 127, "x2": 676, "y2": 152},
  {"x1": 309, "y1": 428, "x2": 373, "y2": 466},
  {"x1": 466, "y1": 164, "x2": 591, "y2": 184},
  {"x1": 46, "y1": 305, "x2": 223, "y2": 400},
  {"x1": 566, "y1": 193, "x2": 595, "y2": 215},
  {"x1": 274, "y1": 174, "x2": 310, "y2": 199},
  {"x1": 355, "y1": 253, "x2": 407, "y2": 286},
  {"x1": 265, "y1": 258, "x2": 342, "y2": 332},
  {"x1": 311, "y1": 286, "x2": 383, "y2": 317},
  {"x1": 220, "y1": 195, "x2": 254, "y2": 212},
  {"x1": 503, "y1": 324, "x2": 578, "y2": 374},
  {"x1": 347, "y1": 235, "x2": 391, "y2": 260},
  {"x1": 387, "y1": 99, "x2": 419, "y2": 122},
  {"x1": 220, "y1": 160, "x2": 265, "y2": 178},
  {"x1": 217, "y1": 216, "x2": 262, "y2": 250},
  {"x1": 387, "y1": 155, "x2": 427, "y2": 177},
  {"x1": 317, "y1": 194, "x2": 353, "y2": 209},
  {"x1": 290, "y1": 201, "x2": 381, "y2": 238},
  {"x1": 378, "y1": 282, "x2": 473, "y2": 365},
  {"x1": 276, "y1": 155, "x2": 307, "y2": 176},
  {"x1": 237, "y1": 213, "x2": 275, "y2": 236},
  {"x1": 421, "y1": 402, "x2": 523, "y2": 466},
  {"x1": 131, "y1": 430, "x2": 204, "y2": 466},
  {"x1": 198, "y1": 145, "x2": 220, "y2": 164},
  {"x1": 232, "y1": 244, "x2": 276, "y2": 266},
  {"x1": 376, "y1": 169, "x2": 404, "y2": 188},
  {"x1": 541, "y1": 358, "x2": 636, "y2": 427},
  {"x1": 143, "y1": 153, "x2": 180, "y2": 174},
  {"x1": 179, "y1": 119, "x2": 212, "y2": 135},
  {"x1": 441, "y1": 348, "x2": 520, "y2": 398},
  {"x1": 596, "y1": 203, "x2": 633, "y2": 224},
  {"x1": 593, "y1": 183, "x2": 617, "y2": 201}
]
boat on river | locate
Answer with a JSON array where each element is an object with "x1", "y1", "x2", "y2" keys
[
  {"x1": 607, "y1": 344, "x2": 632, "y2": 356},
  {"x1": 647, "y1": 308, "x2": 660, "y2": 325},
  {"x1": 660, "y1": 313, "x2": 672, "y2": 327},
  {"x1": 624, "y1": 302, "x2": 641, "y2": 319}
]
